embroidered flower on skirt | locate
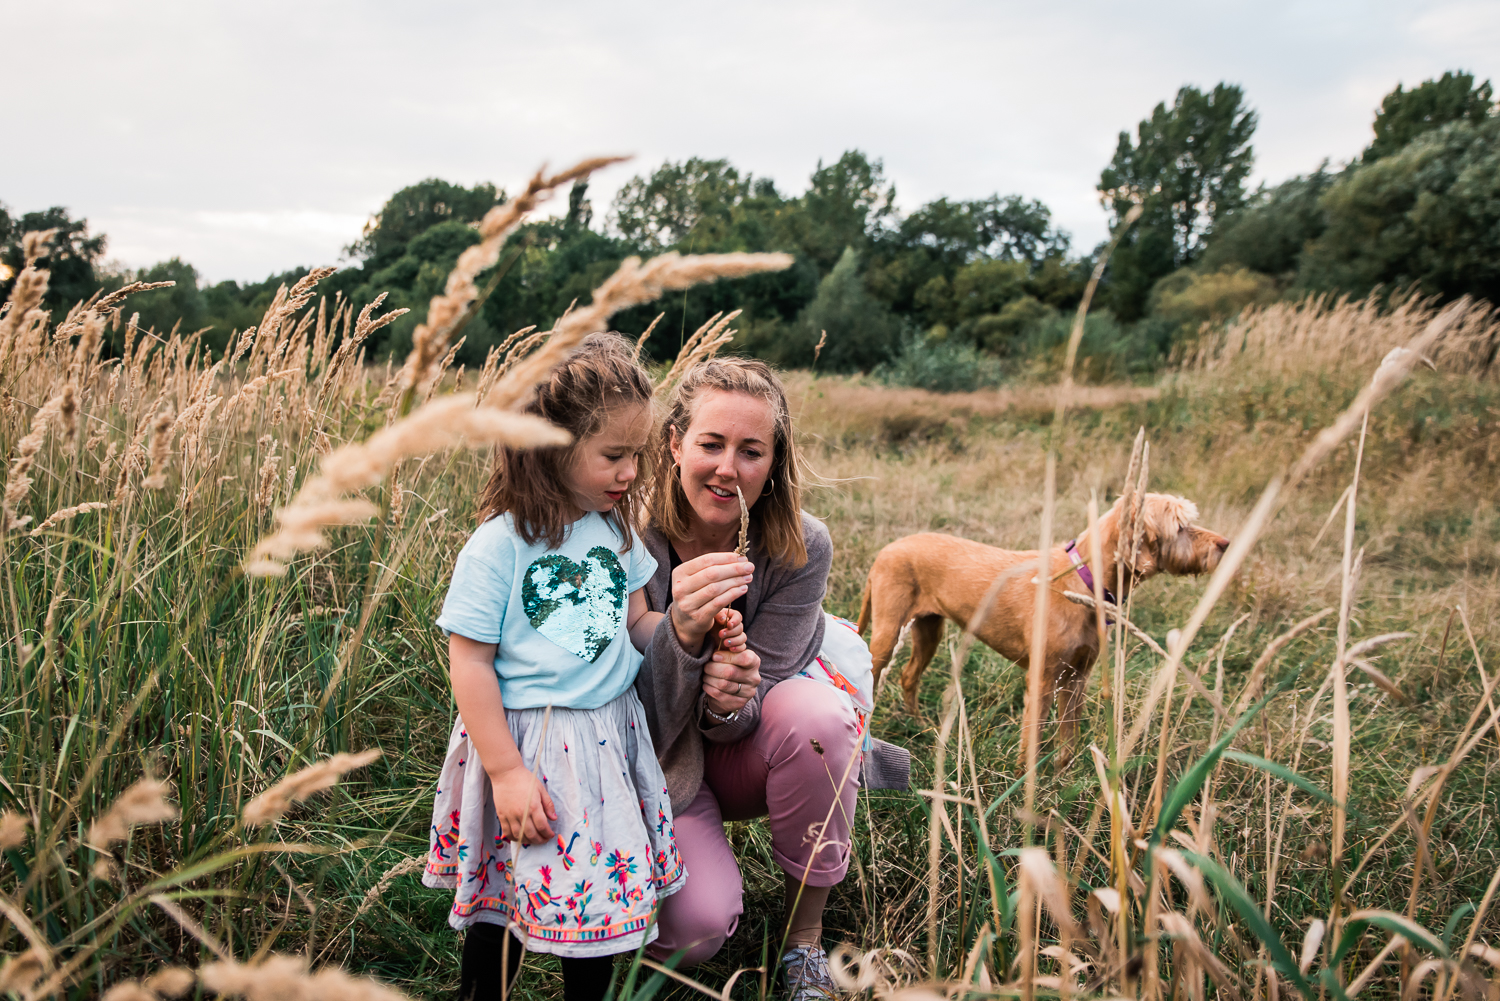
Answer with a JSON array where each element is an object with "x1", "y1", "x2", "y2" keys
[{"x1": 422, "y1": 689, "x2": 686, "y2": 957}]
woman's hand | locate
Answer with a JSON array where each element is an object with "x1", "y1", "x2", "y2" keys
[
  {"x1": 669, "y1": 552, "x2": 755, "y2": 652},
  {"x1": 703, "y1": 608, "x2": 761, "y2": 720},
  {"x1": 490, "y1": 762, "x2": 557, "y2": 846}
]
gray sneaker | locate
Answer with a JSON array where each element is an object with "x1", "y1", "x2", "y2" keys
[{"x1": 781, "y1": 944, "x2": 837, "y2": 1001}]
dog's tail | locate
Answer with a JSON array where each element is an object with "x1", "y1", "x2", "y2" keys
[{"x1": 855, "y1": 577, "x2": 872, "y2": 636}]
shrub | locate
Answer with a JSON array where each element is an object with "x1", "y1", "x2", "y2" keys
[
  {"x1": 1149, "y1": 266, "x2": 1279, "y2": 330},
  {"x1": 975, "y1": 294, "x2": 1055, "y2": 354},
  {"x1": 1021, "y1": 309, "x2": 1173, "y2": 381},
  {"x1": 873, "y1": 333, "x2": 1004, "y2": 392}
]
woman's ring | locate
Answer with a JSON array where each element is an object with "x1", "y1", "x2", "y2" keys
[{"x1": 735, "y1": 682, "x2": 745, "y2": 696}]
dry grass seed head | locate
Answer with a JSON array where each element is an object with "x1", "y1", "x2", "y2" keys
[
  {"x1": 0, "y1": 267, "x2": 51, "y2": 359},
  {"x1": 3, "y1": 390, "x2": 69, "y2": 532},
  {"x1": 399, "y1": 157, "x2": 628, "y2": 395},
  {"x1": 352, "y1": 856, "x2": 426, "y2": 922},
  {"x1": 242, "y1": 748, "x2": 382, "y2": 826},
  {"x1": 21, "y1": 230, "x2": 58, "y2": 265},
  {"x1": 101, "y1": 981, "x2": 159, "y2": 1001},
  {"x1": 143, "y1": 967, "x2": 196, "y2": 999},
  {"x1": 141, "y1": 409, "x2": 175, "y2": 490},
  {"x1": 30, "y1": 501, "x2": 110, "y2": 536},
  {"x1": 58, "y1": 384, "x2": 77, "y2": 450},
  {"x1": 0, "y1": 811, "x2": 29, "y2": 849},
  {"x1": 88, "y1": 777, "x2": 178, "y2": 847},
  {"x1": 199, "y1": 954, "x2": 412, "y2": 1001},
  {"x1": 633, "y1": 313, "x2": 663, "y2": 361},
  {"x1": 0, "y1": 947, "x2": 50, "y2": 999},
  {"x1": 245, "y1": 401, "x2": 564, "y2": 574}
]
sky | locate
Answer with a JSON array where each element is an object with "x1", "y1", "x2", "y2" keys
[{"x1": 5, "y1": 0, "x2": 1499, "y2": 284}]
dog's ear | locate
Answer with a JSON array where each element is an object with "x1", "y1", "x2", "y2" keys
[{"x1": 1139, "y1": 493, "x2": 1198, "y2": 541}]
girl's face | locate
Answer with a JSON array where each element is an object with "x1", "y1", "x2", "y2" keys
[
  {"x1": 565, "y1": 403, "x2": 651, "y2": 516},
  {"x1": 669, "y1": 390, "x2": 777, "y2": 535}
]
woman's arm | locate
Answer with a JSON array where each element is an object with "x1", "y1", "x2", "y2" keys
[{"x1": 449, "y1": 633, "x2": 556, "y2": 846}]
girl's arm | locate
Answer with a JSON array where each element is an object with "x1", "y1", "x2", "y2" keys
[
  {"x1": 449, "y1": 633, "x2": 556, "y2": 846},
  {"x1": 626, "y1": 589, "x2": 662, "y2": 653}
]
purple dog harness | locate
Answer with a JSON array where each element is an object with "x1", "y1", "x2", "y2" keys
[{"x1": 1063, "y1": 540, "x2": 1117, "y2": 621}]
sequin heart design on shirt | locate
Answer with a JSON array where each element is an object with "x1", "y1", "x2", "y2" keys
[{"x1": 521, "y1": 545, "x2": 628, "y2": 662}]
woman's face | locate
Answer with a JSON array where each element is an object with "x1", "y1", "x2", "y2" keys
[{"x1": 670, "y1": 390, "x2": 777, "y2": 536}]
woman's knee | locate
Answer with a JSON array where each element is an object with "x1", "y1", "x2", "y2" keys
[
  {"x1": 650, "y1": 879, "x2": 741, "y2": 967},
  {"x1": 760, "y1": 678, "x2": 860, "y2": 763}
]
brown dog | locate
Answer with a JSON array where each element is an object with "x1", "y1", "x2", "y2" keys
[{"x1": 856, "y1": 493, "x2": 1229, "y2": 751}]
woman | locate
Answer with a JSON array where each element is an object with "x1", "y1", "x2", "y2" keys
[{"x1": 635, "y1": 359, "x2": 908, "y2": 999}]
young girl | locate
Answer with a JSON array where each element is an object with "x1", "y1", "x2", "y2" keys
[{"x1": 423, "y1": 334, "x2": 722, "y2": 1001}]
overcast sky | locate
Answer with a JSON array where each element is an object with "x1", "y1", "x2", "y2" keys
[{"x1": 5, "y1": 0, "x2": 1498, "y2": 284}]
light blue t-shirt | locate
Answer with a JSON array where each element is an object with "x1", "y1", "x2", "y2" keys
[{"x1": 436, "y1": 512, "x2": 658, "y2": 711}]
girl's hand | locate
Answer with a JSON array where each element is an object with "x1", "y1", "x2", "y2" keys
[
  {"x1": 669, "y1": 552, "x2": 754, "y2": 652},
  {"x1": 703, "y1": 620, "x2": 761, "y2": 720},
  {"x1": 490, "y1": 763, "x2": 557, "y2": 846},
  {"x1": 714, "y1": 608, "x2": 748, "y2": 653}
]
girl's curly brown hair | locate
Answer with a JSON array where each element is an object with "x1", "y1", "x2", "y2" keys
[{"x1": 477, "y1": 333, "x2": 653, "y2": 549}]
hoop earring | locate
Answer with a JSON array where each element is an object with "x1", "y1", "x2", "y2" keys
[{"x1": 764, "y1": 476, "x2": 775, "y2": 494}]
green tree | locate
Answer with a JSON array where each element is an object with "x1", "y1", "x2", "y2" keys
[
  {"x1": 603, "y1": 157, "x2": 819, "y2": 361},
  {"x1": 608, "y1": 158, "x2": 758, "y2": 252},
  {"x1": 793, "y1": 247, "x2": 901, "y2": 371},
  {"x1": 1301, "y1": 115, "x2": 1500, "y2": 305},
  {"x1": 123, "y1": 258, "x2": 207, "y2": 343},
  {"x1": 1365, "y1": 71, "x2": 1495, "y2": 163},
  {"x1": 346, "y1": 178, "x2": 504, "y2": 267},
  {"x1": 1100, "y1": 83, "x2": 1258, "y2": 319},
  {"x1": 865, "y1": 194, "x2": 1070, "y2": 318},
  {"x1": 1199, "y1": 166, "x2": 1333, "y2": 276},
  {"x1": 791, "y1": 151, "x2": 896, "y2": 274},
  {"x1": 0, "y1": 205, "x2": 107, "y2": 313}
]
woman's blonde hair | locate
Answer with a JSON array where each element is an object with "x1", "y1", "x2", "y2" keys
[
  {"x1": 478, "y1": 333, "x2": 653, "y2": 549},
  {"x1": 647, "y1": 357, "x2": 807, "y2": 569}
]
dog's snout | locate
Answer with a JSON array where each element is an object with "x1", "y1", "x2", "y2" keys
[{"x1": 1215, "y1": 537, "x2": 1230, "y2": 552}]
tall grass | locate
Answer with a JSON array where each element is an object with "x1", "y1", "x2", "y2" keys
[
  {"x1": 0, "y1": 166, "x2": 795, "y2": 998},
  {"x1": 2, "y1": 191, "x2": 1500, "y2": 1001}
]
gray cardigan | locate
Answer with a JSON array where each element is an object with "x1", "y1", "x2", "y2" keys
[{"x1": 635, "y1": 512, "x2": 910, "y2": 812}]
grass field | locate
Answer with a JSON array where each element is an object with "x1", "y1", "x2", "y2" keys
[{"x1": 3, "y1": 228, "x2": 1500, "y2": 1001}]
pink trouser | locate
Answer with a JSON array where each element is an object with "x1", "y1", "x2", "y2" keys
[{"x1": 647, "y1": 677, "x2": 861, "y2": 967}]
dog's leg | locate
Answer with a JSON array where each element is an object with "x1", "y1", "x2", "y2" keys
[
  {"x1": 1053, "y1": 655, "x2": 1093, "y2": 769},
  {"x1": 867, "y1": 581, "x2": 915, "y2": 697},
  {"x1": 1017, "y1": 654, "x2": 1064, "y2": 772},
  {"x1": 898, "y1": 615, "x2": 945, "y2": 714}
]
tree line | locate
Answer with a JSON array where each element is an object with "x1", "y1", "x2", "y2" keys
[{"x1": 2, "y1": 70, "x2": 1495, "y2": 387}]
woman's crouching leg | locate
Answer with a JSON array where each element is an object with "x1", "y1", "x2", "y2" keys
[
  {"x1": 755, "y1": 677, "x2": 861, "y2": 887},
  {"x1": 647, "y1": 783, "x2": 742, "y2": 968}
]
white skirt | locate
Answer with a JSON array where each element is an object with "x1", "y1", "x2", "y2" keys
[{"x1": 421, "y1": 687, "x2": 686, "y2": 956}]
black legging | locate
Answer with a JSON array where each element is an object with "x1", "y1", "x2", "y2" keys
[{"x1": 457, "y1": 922, "x2": 616, "y2": 1001}]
